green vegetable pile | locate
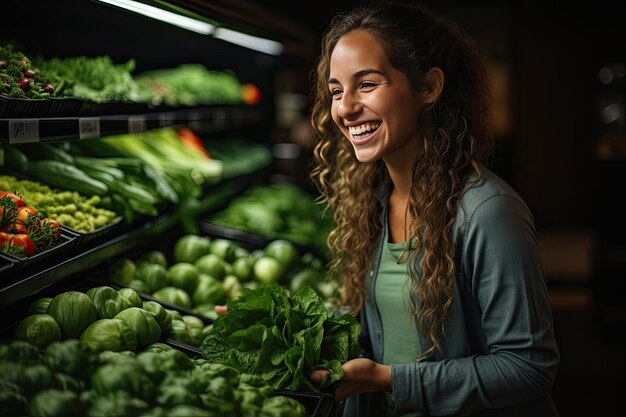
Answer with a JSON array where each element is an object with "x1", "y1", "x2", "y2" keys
[
  {"x1": 136, "y1": 64, "x2": 245, "y2": 107},
  {"x1": 14, "y1": 285, "x2": 215, "y2": 351},
  {"x1": 0, "y1": 44, "x2": 66, "y2": 99},
  {"x1": 208, "y1": 183, "x2": 334, "y2": 258},
  {"x1": 0, "y1": 174, "x2": 118, "y2": 233},
  {"x1": 107, "y1": 234, "x2": 337, "y2": 328},
  {"x1": 34, "y1": 55, "x2": 154, "y2": 104},
  {"x1": 0, "y1": 339, "x2": 309, "y2": 417},
  {"x1": 201, "y1": 282, "x2": 360, "y2": 392}
]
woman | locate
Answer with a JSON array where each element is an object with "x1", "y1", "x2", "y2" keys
[{"x1": 307, "y1": 1, "x2": 560, "y2": 416}]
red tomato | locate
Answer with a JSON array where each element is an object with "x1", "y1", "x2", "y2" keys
[
  {"x1": 8, "y1": 234, "x2": 36, "y2": 257},
  {"x1": 0, "y1": 192, "x2": 25, "y2": 208},
  {"x1": 17, "y1": 206, "x2": 38, "y2": 222},
  {"x1": 41, "y1": 218, "x2": 62, "y2": 237},
  {"x1": 241, "y1": 83, "x2": 261, "y2": 105},
  {"x1": 12, "y1": 218, "x2": 29, "y2": 234}
]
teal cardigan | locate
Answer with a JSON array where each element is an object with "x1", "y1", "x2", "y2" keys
[{"x1": 343, "y1": 167, "x2": 560, "y2": 417}]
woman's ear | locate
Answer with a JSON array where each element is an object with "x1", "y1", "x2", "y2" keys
[{"x1": 423, "y1": 67, "x2": 444, "y2": 105}]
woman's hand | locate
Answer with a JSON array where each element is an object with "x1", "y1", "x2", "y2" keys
[
  {"x1": 310, "y1": 358, "x2": 391, "y2": 401},
  {"x1": 214, "y1": 305, "x2": 227, "y2": 315}
]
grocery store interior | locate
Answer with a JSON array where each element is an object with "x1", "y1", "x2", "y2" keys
[{"x1": 1, "y1": 0, "x2": 625, "y2": 416}]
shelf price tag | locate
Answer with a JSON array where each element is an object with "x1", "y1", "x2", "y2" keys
[
  {"x1": 128, "y1": 115, "x2": 146, "y2": 133},
  {"x1": 79, "y1": 117, "x2": 101, "y2": 139},
  {"x1": 159, "y1": 112, "x2": 176, "y2": 127},
  {"x1": 8, "y1": 120, "x2": 39, "y2": 143}
]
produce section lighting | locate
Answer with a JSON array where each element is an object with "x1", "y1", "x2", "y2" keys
[
  {"x1": 213, "y1": 27, "x2": 284, "y2": 56},
  {"x1": 94, "y1": 0, "x2": 285, "y2": 55},
  {"x1": 96, "y1": 0, "x2": 214, "y2": 34}
]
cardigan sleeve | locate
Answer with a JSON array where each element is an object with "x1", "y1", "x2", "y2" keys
[{"x1": 391, "y1": 194, "x2": 559, "y2": 416}]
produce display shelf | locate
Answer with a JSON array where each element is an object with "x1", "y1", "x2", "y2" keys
[
  {"x1": 0, "y1": 172, "x2": 260, "y2": 309},
  {"x1": 0, "y1": 104, "x2": 263, "y2": 145}
]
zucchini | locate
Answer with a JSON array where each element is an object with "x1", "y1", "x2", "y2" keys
[{"x1": 26, "y1": 160, "x2": 109, "y2": 196}]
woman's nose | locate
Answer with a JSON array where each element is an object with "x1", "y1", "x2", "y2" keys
[{"x1": 337, "y1": 91, "x2": 362, "y2": 119}]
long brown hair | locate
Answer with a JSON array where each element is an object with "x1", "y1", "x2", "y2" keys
[{"x1": 310, "y1": 1, "x2": 495, "y2": 357}]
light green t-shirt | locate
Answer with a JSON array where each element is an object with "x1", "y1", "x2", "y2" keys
[{"x1": 375, "y1": 219, "x2": 421, "y2": 417}]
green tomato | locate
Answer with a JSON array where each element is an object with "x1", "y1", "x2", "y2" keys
[
  {"x1": 263, "y1": 239, "x2": 299, "y2": 271},
  {"x1": 173, "y1": 234, "x2": 211, "y2": 264},
  {"x1": 168, "y1": 263, "x2": 200, "y2": 294},
  {"x1": 152, "y1": 287, "x2": 192, "y2": 309},
  {"x1": 230, "y1": 256, "x2": 254, "y2": 282},
  {"x1": 194, "y1": 254, "x2": 227, "y2": 280},
  {"x1": 108, "y1": 258, "x2": 137, "y2": 286},
  {"x1": 289, "y1": 267, "x2": 324, "y2": 294},
  {"x1": 223, "y1": 275, "x2": 244, "y2": 299},
  {"x1": 208, "y1": 238, "x2": 240, "y2": 263},
  {"x1": 253, "y1": 256, "x2": 284, "y2": 284},
  {"x1": 192, "y1": 275, "x2": 227, "y2": 306},
  {"x1": 137, "y1": 263, "x2": 170, "y2": 293},
  {"x1": 137, "y1": 250, "x2": 168, "y2": 269}
]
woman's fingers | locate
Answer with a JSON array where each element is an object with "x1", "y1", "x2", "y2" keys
[
  {"x1": 214, "y1": 305, "x2": 228, "y2": 315},
  {"x1": 310, "y1": 369, "x2": 330, "y2": 384}
]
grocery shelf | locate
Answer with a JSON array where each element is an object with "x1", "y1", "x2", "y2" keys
[
  {"x1": 0, "y1": 173, "x2": 258, "y2": 309},
  {"x1": 0, "y1": 104, "x2": 263, "y2": 145}
]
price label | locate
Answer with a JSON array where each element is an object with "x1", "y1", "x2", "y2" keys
[
  {"x1": 8, "y1": 120, "x2": 39, "y2": 143},
  {"x1": 128, "y1": 115, "x2": 146, "y2": 133},
  {"x1": 79, "y1": 117, "x2": 101, "y2": 139},
  {"x1": 159, "y1": 112, "x2": 176, "y2": 127}
]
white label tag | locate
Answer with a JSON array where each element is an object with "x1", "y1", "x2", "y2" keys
[
  {"x1": 128, "y1": 115, "x2": 146, "y2": 133},
  {"x1": 79, "y1": 117, "x2": 101, "y2": 139},
  {"x1": 8, "y1": 120, "x2": 39, "y2": 143}
]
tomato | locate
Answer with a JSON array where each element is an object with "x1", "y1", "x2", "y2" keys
[
  {"x1": 0, "y1": 191, "x2": 25, "y2": 208},
  {"x1": 17, "y1": 206, "x2": 38, "y2": 222},
  {"x1": 9, "y1": 234, "x2": 37, "y2": 256},
  {"x1": 12, "y1": 218, "x2": 29, "y2": 234},
  {"x1": 241, "y1": 83, "x2": 261, "y2": 105},
  {"x1": 41, "y1": 218, "x2": 62, "y2": 237},
  {"x1": 0, "y1": 231, "x2": 13, "y2": 244},
  {"x1": 0, "y1": 232, "x2": 36, "y2": 257}
]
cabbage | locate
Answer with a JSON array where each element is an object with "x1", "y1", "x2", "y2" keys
[
  {"x1": 141, "y1": 301, "x2": 172, "y2": 333},
  {"x1": 79, "y1": 319, "x2": 137, "y2": 352},
  {"x1": 118, "y1": 287, "x2": 143, "y2": 308},
  {"x1": 113, "y1": 307, "x2": 161, "y2": 348},
  {"x1": 86, "y1": 286, "x2": 132, "y2": 319},
  {"x1": 46, "y1": 291, "x2": 98, "y2": 339},
  {"x1": 14, "y1": 314, "x2": 61, "y2": 349}
]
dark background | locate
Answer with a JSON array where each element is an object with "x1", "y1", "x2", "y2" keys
[{"x1": 3, "y1": 1, "x2": 625, "y2": 415}]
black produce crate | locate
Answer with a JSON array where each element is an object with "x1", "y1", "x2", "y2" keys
[
  {"x1": 0, "y1": 231, "x2": 75, "y2": 275},
  {"x1": 63, "y1": 216, "x2": 126, "y2": 248},
  {"x1": 0, "y1": 253, "x2": 15, "y2": 275},
  {"x1": 0, "y1": 96, "x2": 84, "y2": 118},
  {"x1": 199, "y1": 221, "x2": 329, "y2": 261}
]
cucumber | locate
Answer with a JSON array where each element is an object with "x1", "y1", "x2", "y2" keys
[
  {"x1": 2, "y1": 145, "x2": 29, "y2": 173},
  {"x1": 26, "y1": 160, "x2": 109, "y2": 196}
]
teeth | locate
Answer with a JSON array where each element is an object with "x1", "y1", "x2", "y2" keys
[{"x1": 349, "y1": 123, "x2": 380, "y2": 136}]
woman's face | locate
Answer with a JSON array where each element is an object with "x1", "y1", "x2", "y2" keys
[{"x1": 329, "y1": 29, "x2": 427, "y2": 165}]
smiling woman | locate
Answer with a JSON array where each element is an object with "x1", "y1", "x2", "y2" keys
[{"x1": 307, "y1": 1, "x2": 560, "y2": 417}]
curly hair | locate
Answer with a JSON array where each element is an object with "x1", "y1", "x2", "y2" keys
[{"x1": 309, "y1": 0, "x2": 495, "y2": 358}]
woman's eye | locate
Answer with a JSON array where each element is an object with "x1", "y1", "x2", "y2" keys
[
  {"x1": 330, "y1": 88, "x2": 343, "y2": 97},
  {"x1": 359, "y1": 81, "x2": 381, "y2": 91}
]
